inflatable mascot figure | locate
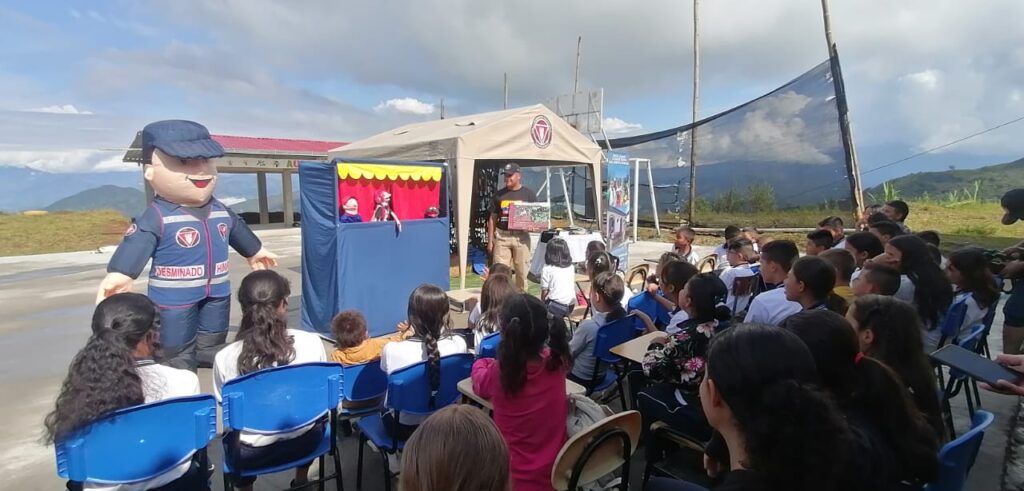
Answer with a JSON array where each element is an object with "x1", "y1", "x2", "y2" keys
[{"x1": 97, "y1": 120, "x2": 278, "y2": 370}]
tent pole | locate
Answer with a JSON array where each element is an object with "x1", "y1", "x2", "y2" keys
[
  {"x1": 646, "y1": 159, "x2": 661, "y2": 236},
  {"x1": 686, "y1": 0, "x2": 700, "y2": 225},
  {"x1": 632, "y1": 158, "x2": 641, "y2": 243},
  {"x1": 560, "y1": 168, "x2": 575, "y2": 228},
  {"x1": 504, "y1": 73, "x2": 509, "y2": 110}
]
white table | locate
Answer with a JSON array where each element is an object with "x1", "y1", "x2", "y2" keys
[{"x1": 529, "y1": 231, "x2": 605, "y2": 278}]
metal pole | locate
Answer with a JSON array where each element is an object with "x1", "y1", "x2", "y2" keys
[
  {"x1": 820, "y1": 0, "x2": 864, "y2": 217},
  {"x1": 560, "y1": 168, "x2": 575, "y2": 228},
  {"x1": 686, "y1": 0, "x2": 700, "y2": 225},
  {"x1": 646, "y1": 160, "x2": 661, "y2": 236},
  {"x1": 503, "y1": 72, "x2": 509, "y2": 109},
  {"x1": 632, "y1": 158, "x2": 641, "y2": 243},
  {"x1": 439, "y1": 97, "x2": 445, "y2": 120}
]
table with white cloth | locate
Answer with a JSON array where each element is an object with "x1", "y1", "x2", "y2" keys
[{"x1": 529, "y1": 231, "x2": 605, "y2": 279}]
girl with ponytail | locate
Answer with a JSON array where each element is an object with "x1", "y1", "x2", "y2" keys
[
  {"x1": 638, "y1": 273, "x2": 730, "y2": 444},
  {"x1": 45, "y1": 293, "x2": 205, "y2": 490},
  {"x1": 568, "y1": 272, "x2": 628, "y2": 389},
  {"x1": 783, "y1": 309, "x2": 940, "y2": 489},
  {"x1": 214, "y1": 270, "x2": 327, "y2": 490},
  {"x1": 471, "y1": 294, "x2": 571, "y2": 491},
  {"x1": 661, "y1": 324, "x2": 857, "y2": 491},
  {"x1": 381, "y1": 284, "x2": 468, "y2": 438}
]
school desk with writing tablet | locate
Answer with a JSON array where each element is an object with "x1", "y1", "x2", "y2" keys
[
  {"x1": 457, "y1": 377, "x2": 586, "y2": 410},
  {"x1": 610, "y1": 331, "x2": 669, "y2": 364}
]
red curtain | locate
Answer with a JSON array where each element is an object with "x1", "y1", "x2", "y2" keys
[{"x1": 337, "y1": 177, "x2": 440, "y2": 221}]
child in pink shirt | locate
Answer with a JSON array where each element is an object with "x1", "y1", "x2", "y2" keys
[{"x1": 472, "y1": 294, "x2": 572, "y2": 491}]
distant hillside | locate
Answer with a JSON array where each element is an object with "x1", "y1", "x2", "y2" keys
[
  {"x1": 46, "y1": 185, "x2": 145, "y2": 216},
  {"x1": 865, "y1": 157, "x2": 1024, "y2": 201}
]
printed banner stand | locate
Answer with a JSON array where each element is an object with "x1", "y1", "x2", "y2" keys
[{"x1": 606, "y1": 152, "x2": 631, "y2": 271}]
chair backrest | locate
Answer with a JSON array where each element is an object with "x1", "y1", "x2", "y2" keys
[
  {"x1": 550, "y1": 410, "x2": 642, "y2": 490},
  {"x1": 927, "y1": 410, "x2": 995, "y2": 491},
  {"x1": 732, "y1": 275, "x2": 757, "y2": 297},
  {"x1": 56, "y1": 394, "x2": 217, "y2": 484},
  {"x1": 221, "y1": 362, "x2": 343, "y2": 433},
  {"x1": 938, "y1": 295, "x2": 970, "y2": 340},
  {"x1": 594, "y1": 316, "x2": 636, "y2": 364},
  {"x1": 477, "y1": 332, "x2": 501, "y2": 359},
  {"x1": 341, "y1": 359, "x2": 388, "y2": 403},
  {"x1": 696, "y1": 254, "x2": 717, "y2": 273},
  {"x1": 387, "y1": 353, "x2": 474, "y2": 416}
]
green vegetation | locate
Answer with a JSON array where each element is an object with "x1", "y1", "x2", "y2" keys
[
  {"x1": 0, "y1": 210, "x2": 128, "y2": 256},
  {"x1": 864, "y1": 157, "x2": 1024, "y2": 202}
]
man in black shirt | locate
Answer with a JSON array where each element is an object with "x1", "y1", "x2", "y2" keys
[{"x1": 488, "y1": 162, "x2": 538, "y2": 290}]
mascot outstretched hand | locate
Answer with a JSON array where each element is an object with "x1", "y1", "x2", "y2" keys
[{"x1": 97, "y1": 120, "x2": 277, "y2": 371}]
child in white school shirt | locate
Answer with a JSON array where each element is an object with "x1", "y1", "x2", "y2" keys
[
  {"x1": 213, "y1": 271, "x2": 327, "y2": 491},
  {"x1": 744, "y1": 240, "x2": 803, "y2": 326},
  {"x1": 45, "y1": 293, "x2": 205, "y2": 491}
]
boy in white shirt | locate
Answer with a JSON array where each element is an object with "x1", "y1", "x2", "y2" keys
[
  {"x1": 718, "y1": 238, "x2": 759, "y2": 315},
  {"x1": 713, "y1": 225, "x2": 742, "y2": 272},
  {"x1": 672, "y1": 226, "x2": 700, "y2": 266},
  {"x1": 818, "y1": 216, "x2": 847, "y2": 250},
  {"x1": 744, "y1": 240, "x2": 802, "y2": 326}
]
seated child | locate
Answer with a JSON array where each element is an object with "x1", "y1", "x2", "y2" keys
[
  {"x1": 569, "y1": 272, "x2": 628, "y2": 389},
  {"x1": 805, "y1": 229, "x2": 834, "y2": 256},
  {"x1": 818, "y1": 216, "x2": 847, "y2": 249},
  {"x1": 741, "y1": 226, "x2": 765, "y2": 254},
  {"x1": 339, "y1": 196, "x2": 363, "y2": 223},
  {"x1": 718, "y1": 238, "x2": 759, "y2": 315},
  {"x1": 672, "y1": 226, "x2": 700, "y2": 265},
  {"x1": 869, "y1": 220, "x2": 904, "y2": 245},
  {"x1": 713, "y1": 225, "x2": 741, "y2": 272},
  {"x1": 541, "y1": 237, "x2": 577, "y2": 317},
  {"x1": 473, "y1": 309, "x2": 501, "y2": 352},
  {"x1": 330, "y1": 310, "x2": 412, "y2": 365},
  {"x1": 645, "y1": 251, "x2": 685, "y2": 314},
  {"x1": 820, "y1": 248, "x2": 856, "y2": 303},
  {"x1": 852, "y1": 262, "x2": 902, "y2": 297},
  {"x1": 467, "y1": 263, "x2": 514, "y2": 330}
]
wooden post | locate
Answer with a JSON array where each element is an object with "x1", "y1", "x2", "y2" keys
[
  {"x1": 686, "y1": 0, "x2": 700, "y2": 225},
  {"x1": 281, "y1": 171, "x2": 294, "y2": 227},
  {"x1": 820, "y1": 0, "x2": 864, "y2": 217}
]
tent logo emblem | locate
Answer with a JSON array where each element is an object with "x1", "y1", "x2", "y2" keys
[
  {"x1": 176, "y1": 227, "x2": 201, "y2": 248},
  {"x1": 531, "y1": 115, "x2": 552, "y2": 148},
  {"x1": 218, "y1": 223, "x2": 229, "y2": 241}
]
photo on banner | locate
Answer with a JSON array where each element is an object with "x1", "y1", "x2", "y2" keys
[{"x1": 604, "y1": 152, "x2": 631, "y2": 251}]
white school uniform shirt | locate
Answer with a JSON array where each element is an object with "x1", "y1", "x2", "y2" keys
[
  {"x1": 665, "y1": 309, "x2": 691, "y2": 335},
  {"x1": 382, "y1": 335, "x2": 468, "y2": 425},
  {"x1": 672, "y1": 245, "x2": 701, "y2": 266},
  {"x1": 923, "y1": 293, "x2": 989, "y2": 351},
  {"x1": 895, "y1": 275, "x2": 916, "y2": 303},
  {"x1": 712, "y1": 244, "x2": 729, "y2": 271},
  {"x1": 213, "y1": 329, "x2": 327, "y2": 446},
  {"x1": 86, "y1": 363, "x2": 201, "y2": 491},
  {"x1": 832, "y1": 237, "x2": 847, "y2": 250},
  {"x1": 743, "y1": 286, "x2": 802, "y2": 326},
  {"x1": 541, "y1": 264, "x2": 577, "y2": 306},
  {"x1": 850, "y1": 267, "x2": 863, "y2": 283},
  {"x1": 468, "y1": 302, "x2": 482, "y2": 326},
  {"x1": 719, "y1": 263, "x2": 757, "y2": 314}
]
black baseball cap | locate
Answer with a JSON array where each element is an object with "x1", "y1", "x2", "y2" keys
[
  {"x1": 502, "y1": 162, "x2": 521, "y2": 175},
  {"x1": 142, "y1": 120, "x2": 224, "y2": 163},
  {"x1": 1001, "y1": 189, "x2": 1024, "y2": 225}
]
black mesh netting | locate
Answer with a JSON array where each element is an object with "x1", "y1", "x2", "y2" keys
[{"x1": 540, "y1": 60, "x2": 853, "y2": 220}]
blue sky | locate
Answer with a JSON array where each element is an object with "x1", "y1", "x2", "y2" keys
[{"x1": 0, "y1": 0, "x2": 1021, "y2": 187}]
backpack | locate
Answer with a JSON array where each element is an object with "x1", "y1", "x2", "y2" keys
[{"x1": 564, "y1": 393, "x2": 619, "y2": 490}]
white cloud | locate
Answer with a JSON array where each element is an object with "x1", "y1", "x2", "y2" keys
[
  {"x1": 0, "y1": 149, "x2": 123, "y2": 173},
  {"x1": 87, "y1": 10, "x2": 106, "y2": 23},
  {"x1": 603, "y1": 117, "x2": 643, "y2": 135},
  {"x1": 69, "y1": 9, "x2": 81, "y2": 19},
  {"x1": 31, "y1": 104, "x2": 93, "y2": 115},
  {"x1": 902, "y1": 69, "x2": 940, "y2": 90},
  {"x1": 374, "y1": 98, "x2": 435, "y2": 115}
]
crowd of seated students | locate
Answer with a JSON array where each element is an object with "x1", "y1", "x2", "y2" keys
[{"x1": 48, "y1": 199, "x2": 1012, "y2": 491}]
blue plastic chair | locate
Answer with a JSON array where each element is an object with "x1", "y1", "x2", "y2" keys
[
  {"x1": 936, "y1": 296, "x2": 970, "y2": 349},
  {"x1": 938, "y1": 325, "x2": 987, "y2": 439},
  {"x1": 55, "y1": 394, "x2": 217, "y2": 491},
  {"x1": 590, "y1": 316, "x2": 635, "y2": 410},
  {"x1": 979, "y1": 295, "x2": 999, "y2": 359},
  {"x1": 355, "y1": 353, "x2": 474, "y2": 491},
  {"x1": 926, "y1": 410, "x2": 995, "y2": 491},
  {"x1": 477, "y1": 332, "x2": 501, "y2": 359},
  {"x1": 219, "y1": 362, "x2": 344, "y2": 491},
  {"x1": 340, "y1": 360, "x2": 388, "y2": 419}
]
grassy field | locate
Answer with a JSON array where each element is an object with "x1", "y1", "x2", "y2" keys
[
  {"x1": 0, "y1": 210, "x2": 128, "y2": 256},
  {"x1": 1, "y1": 202, "x2": 1021, "y2": 258}
]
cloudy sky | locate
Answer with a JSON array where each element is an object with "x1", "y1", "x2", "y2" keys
[{"x1": 0, "y1": 0, "x2": 1022, "y2": 184}]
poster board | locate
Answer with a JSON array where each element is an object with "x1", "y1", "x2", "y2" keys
[{"x1": 605, "y1": 152, "x2": 631, "y2": 251}]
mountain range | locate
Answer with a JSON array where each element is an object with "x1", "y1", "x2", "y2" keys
[{"x1": 863, "y1": 157, "x2": 1024, "y2": 202}]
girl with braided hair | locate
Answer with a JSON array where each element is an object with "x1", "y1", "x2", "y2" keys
[
  {"x1": 213, "y1": 270, "x2": 327, "y2": 491},
  {"x1": 382, "y1": 284, "x2": 468, "y2": 438},
  {"x1": 45, "y1": 293, "x2": 206, "y2": 490},
  {"x1": 471, "y1": 294, "x2": 572, "y2": 491}
]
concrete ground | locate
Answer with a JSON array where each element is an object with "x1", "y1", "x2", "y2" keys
[{"x1": 0, "y1": 230, "x2": 1016, "y2": 490}]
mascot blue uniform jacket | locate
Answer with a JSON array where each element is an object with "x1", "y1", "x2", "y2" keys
[{"x1": 108, "y1": 197, "x2": 262, "y2": 369}]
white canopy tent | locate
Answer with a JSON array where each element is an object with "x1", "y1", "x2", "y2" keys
[{"x1": 329, "y1": 104, "x2": 604, "y2": 289}]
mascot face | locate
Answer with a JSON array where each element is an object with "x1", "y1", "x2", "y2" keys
[{"x1": 144, "y1": 149, "x2": 218, "y2": 207}]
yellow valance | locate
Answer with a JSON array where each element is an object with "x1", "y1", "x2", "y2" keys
[{"x1": 337, "y1": 162, "x2": 442, "y2": 182}]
